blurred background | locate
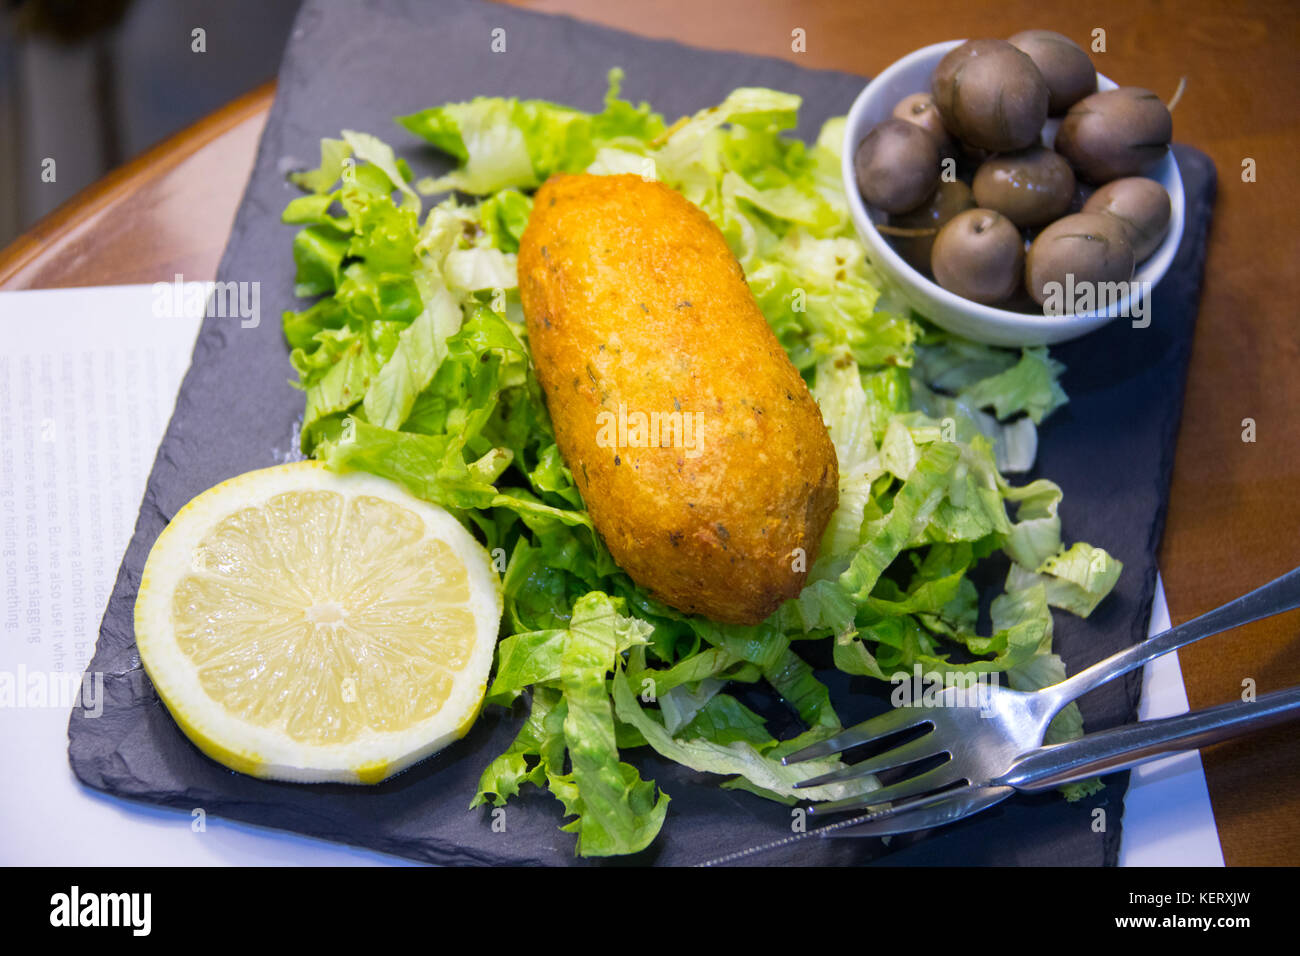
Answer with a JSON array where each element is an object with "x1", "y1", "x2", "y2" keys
[{"x1": 0, "y1": 0, "x2": 302, "y2": 248}]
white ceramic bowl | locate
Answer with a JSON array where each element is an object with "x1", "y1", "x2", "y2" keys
[{"x1": 842, "y1": 40, "x2": 1185, "y2": 346}]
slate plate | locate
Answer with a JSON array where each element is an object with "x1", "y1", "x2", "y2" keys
[{"x1": 68, "y1": 0, "x2": 1217, "y2": 866}]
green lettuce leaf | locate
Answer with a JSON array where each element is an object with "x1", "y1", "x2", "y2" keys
[
  {"x1": 957, "y1": 347, "x2": 1068, "y2": 424},
  {"x1": 400, "y1": 69, "x2": 665, "y2": 196},
  {"x1": 362, "y1": 284, "x2": 462, "y2": 430},
  {"x1": 1010, "y1": 543, "x2": 1124, "y2": 617},
  {"x1": 557, "y1": 593, "x2": 667, "y2": 856},
  {"x1": 611, "y1": 668, "x2": 874, "y2": 803}
]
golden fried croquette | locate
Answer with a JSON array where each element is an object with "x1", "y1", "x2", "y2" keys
[{"x1": 517, "y1": 174, "x2": 838, "y2": 625}]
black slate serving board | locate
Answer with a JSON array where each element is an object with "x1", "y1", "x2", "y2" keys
[{"x1": 67, "y1": 0, "x2": 1217, "y2": 866}]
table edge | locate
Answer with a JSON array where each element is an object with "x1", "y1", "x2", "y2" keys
[{"x1": 0, "y1": 81, "x2": 277, "y2": 289}]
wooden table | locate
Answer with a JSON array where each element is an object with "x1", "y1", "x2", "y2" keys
[{"x1": 2, "y1": 0, "x2": 1295, "y2": 865}]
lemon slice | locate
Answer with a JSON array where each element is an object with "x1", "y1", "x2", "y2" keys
[{"x1": 135, "y1": 461, "x2": 502, "y2": 784}]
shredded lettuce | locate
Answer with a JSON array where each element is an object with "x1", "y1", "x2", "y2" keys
[
  {"x1": 280, "y1": 69, "x2": 1122, "y2": 857},
  {"x1": 398, "y1": 68, "x2": 665, "y2": 196}
]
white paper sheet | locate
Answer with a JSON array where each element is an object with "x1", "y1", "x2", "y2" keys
[
  {"x1": 1118, "y1": 580, "x2": 1225, "y2": 865},
  {"x1": 0, "y1": 283, "x2": 1221, "y2": 866},
  {"x1": 0, "y1": 285, "x2": 409, "y2": 865}
]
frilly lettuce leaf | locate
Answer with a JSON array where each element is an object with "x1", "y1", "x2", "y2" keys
[
  {"x1": 958, "y1": 347, "x2": 1068, "y2": 425},
  {"x1": 611, "y1": 668, "x2": 874, "y2": 804},
  {"x1": 399, "y1": 69, "x2": 665, "y2": 196},
  {"x1": 556, "y1": 594, "x2": 666, "y2": 857}
]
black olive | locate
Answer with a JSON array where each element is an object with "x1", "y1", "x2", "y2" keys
[
  {"x1": 1054, "y1": 87, "x2": 1173, "y2": 184},
  {"x1": 1008, "y1": 30, "x2": 1097, "y2": 115},
  {"x1": 931, "y1": 208, "x2": 1025, "y2": 305},
  {"x1": 887, "y1": 179, "x2": 976, "y2": 274},
  {"x1": 1083, "y1": 176, "x2": 1172, "y2": 261},
  {"x1": 1024, "y1": 211, "x2": 1135, "y2": 306},
  {"x1": 972, "y1": 147, "x2": 1076, "y2": 228},
  {"x1": 892, "y1": 92, "x2": 955, "y2": 155},
  {"x1": 854, "y1": 118, "x2": 941, "y2": 214},
  {"x1": 932, "y1": 39, "x2": 1050, "y2": 152}
]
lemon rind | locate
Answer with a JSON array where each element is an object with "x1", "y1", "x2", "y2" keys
[{"x1": 135, "y1": 461, "x2": 502, "y2": 784}]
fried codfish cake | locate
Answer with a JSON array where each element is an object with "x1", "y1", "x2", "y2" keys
[{"x1": 517, "y1": 173, "x2": 838, "y2": 625}]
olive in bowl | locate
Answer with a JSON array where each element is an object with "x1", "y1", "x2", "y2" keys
[
  {"x1": 931, "y1": 208, "x2": 1025, "y2": 306},
  {"x1": 853, "y1": 117, "x2": 941, "y2": 214},
  {"x1": 841, "y1": 39, "x2": 1184, "y2": 346},
  {"x1": 931, "y1": 39, "x2": 1049, "y2": 152},
  {"x1": 1024, "y1": 212, "x2": 1135, "y2": 307},
  {"x1": 887, "y1": 179, "x2": 977, "y2": 275},
  {"x1": 1083, "y1": 176, "x2": 1172, "y2": 261},
  {"x1": 891, "y1": 92, "x2": 955, "y2": 155},
  {"x1": 1007, "y1": 29, "x2": 1097, "y2": 115},
  {"x1": 972, "y1": 147, "x2": 1076, "y2": 228},
  {"x1": 1055, "y1": 87, "x2": 1173, "y2": 183}
]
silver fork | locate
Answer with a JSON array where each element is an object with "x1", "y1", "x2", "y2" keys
[
  {"x1": 820, "y1": 683, "x2": 1300, "y2": 838},
  {"x1": 783, "y1": 566, "x2": 1300, "y2": 816},
  {"x1": 693, "y1": 686, "x2": 1300, "y2": 863}
]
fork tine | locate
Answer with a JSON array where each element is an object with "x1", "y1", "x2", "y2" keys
[
  {"x1": 781, "y1": 706, "x2": 932, "y2": 765},
  {"x1": 807, "y1": 763, "x2": 963, "y2": 816},
  {"x1": 792, "y1": 734, "x2": 947, "y2": 789}
]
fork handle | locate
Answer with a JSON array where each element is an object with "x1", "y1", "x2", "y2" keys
[
  {"x1": 1002, "y1": 685, "x2": 1300, "y2": 792},
  {"x1": 1041, "y1": 566, "x2": 1300, "y2": 716}
]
